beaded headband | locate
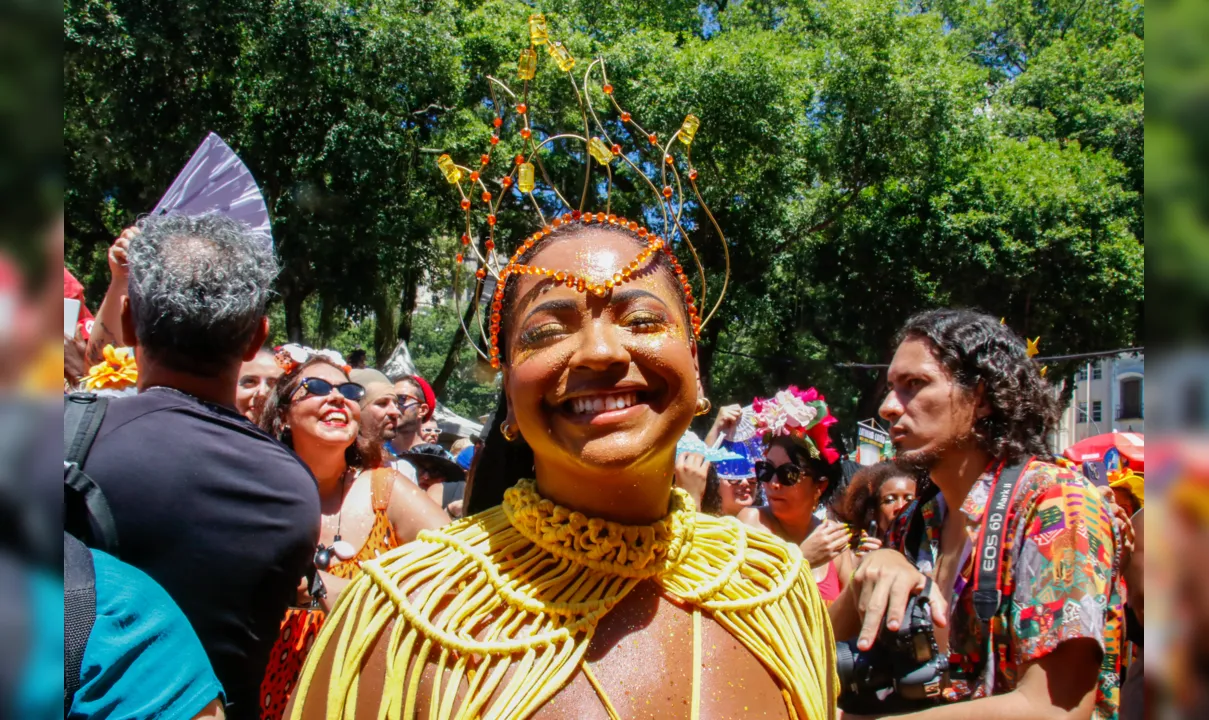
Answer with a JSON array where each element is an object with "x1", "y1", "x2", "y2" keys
[{"x1": 436, "y1": 13, "x2": 730, "y2": 370}]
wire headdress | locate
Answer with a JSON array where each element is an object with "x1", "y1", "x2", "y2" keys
[{"x1": 436, "y1": 13, "x2": 730, "y2": 370}]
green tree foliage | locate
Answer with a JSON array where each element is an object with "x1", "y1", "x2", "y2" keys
[{"x1": 65, "y1": 0, "x2": 1143, "y2": 426}]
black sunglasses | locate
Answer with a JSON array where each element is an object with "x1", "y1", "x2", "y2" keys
[
  {"x1": 293, "y1": 377, "x2": 366, "y2": 403},
  {"x1": 754, "y1": 460, "x2": 805, "y2": 486}
]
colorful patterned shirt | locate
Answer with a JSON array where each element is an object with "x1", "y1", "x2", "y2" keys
[{"x1": 886, "y1": 458, "x2": 1124, "y2": 718}]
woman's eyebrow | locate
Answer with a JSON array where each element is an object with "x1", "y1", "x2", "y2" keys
[
  {"x1": 611, "y1": 288, "x2": 670, "y2": 308},
  {"x1": 522, "y1": 297, "x2": 580, "y2": 323}
]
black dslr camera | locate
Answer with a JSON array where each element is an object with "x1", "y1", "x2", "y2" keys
[{"x1": 836, "y1": 590, "x2": 949, "y2": 715}]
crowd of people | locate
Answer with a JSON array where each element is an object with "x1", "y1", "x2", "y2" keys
[{"x1": 59, "y1": 210, "x2": 1143, "y2": 720}]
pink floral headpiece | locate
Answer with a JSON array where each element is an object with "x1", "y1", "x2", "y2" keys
[
  {"x1": 751, "y1": 385, "x2": 840, "y2": 464},
  {"x1": 273, "y1": 343, "x2": 351, "y2": 376}
]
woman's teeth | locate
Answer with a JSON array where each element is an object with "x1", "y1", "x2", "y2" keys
[
  {"x1": 568, "y1": 393, "x2": 638, "y2": 415},
  {"x1": 322, "y1": 410, "x2": 348, "y2": 423}
]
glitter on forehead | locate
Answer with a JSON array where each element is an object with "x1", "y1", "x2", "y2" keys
[
  {"x1": 487, "y1": 214, "x2": 701, "y2": 369},
  {"x1": 574, "y1": 246, "x2": 624, "y2": 285}
]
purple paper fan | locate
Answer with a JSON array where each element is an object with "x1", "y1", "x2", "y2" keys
[{"x1": 152, "y1": 133, "x2": 272, "y2": 247}]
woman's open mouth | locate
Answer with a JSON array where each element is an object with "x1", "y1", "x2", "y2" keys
[
  {"x1": 557, "y1": 390, "x2": 652, "y2": 426},
  {"x1": 321, "y1": 409, "x2": 349, "y2": 427}
]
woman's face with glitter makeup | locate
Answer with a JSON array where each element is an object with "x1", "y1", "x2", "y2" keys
[{"x1": 502, "y1": 228, "x2": 699, "y2": 475}]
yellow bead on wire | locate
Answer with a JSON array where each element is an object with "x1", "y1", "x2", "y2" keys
[
  {"x1": 678, "y1": 114, "x2": 700, "y2": 146},
  {"x1": 518, "y1": 48, "x2": 537, "y2": 80},
  {"x1": 436, "y1": 154, "x2": 461, "y2": 184},
  {"x1": 587, "y1": 137, "x2": 613, "y2": 165},
  {"x1": 547, "y1": 41, "x2": 575, "y2": 72},
  {"x1": 529, "y1": 14, "x2": 549, "y2": 45},
  {"x1": 518, "y1": 162, "x2": 536, "y2": 193}
]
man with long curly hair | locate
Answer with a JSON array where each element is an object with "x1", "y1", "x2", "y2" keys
[{"x1": 830, "y1": 309, "x2": 1125, "y2": 719}]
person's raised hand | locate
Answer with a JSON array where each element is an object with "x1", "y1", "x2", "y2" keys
[
  {"x1": 710, "y1": 404, "x2": 743, "y2": 438},
  {"x1": 801, "y1": 519, "x2": 850, "y2": 568},
  {"x1": 108, "y1": 226, "x2": 138, "y2": 286},
  {"x1": 675, "y1": 452, "x2": 710, "y2": 509},
  {"x1": 851, "y1": 548, "x2": 948, "y2": 651}
]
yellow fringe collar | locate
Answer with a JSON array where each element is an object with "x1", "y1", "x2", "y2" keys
[{"x1": 291, "y1": 480, "x2": 838, "y2": 720}]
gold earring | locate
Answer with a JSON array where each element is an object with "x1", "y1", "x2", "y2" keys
[
  {"x1": 695, "y1": 397, "x2": 712, "y2": 416},
  {"x1": 500, "y1": 421, "x2": 519, "y2": 442}
]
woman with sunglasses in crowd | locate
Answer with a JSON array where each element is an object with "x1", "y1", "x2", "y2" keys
[
  {"x1": 737, "y1": 389, "x2": 853, "y2": 604},
  {"x1": 255, "y1": 348, "x2": 449, "y2": 720}
]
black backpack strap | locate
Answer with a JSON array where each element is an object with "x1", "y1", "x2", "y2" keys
[
  {"x1": 63, "y1": 394, "x2": 119, "y2": 555},
  {"x1": 64, "y1": 393, "x2": 108, "y2": 466},
  {"x1": 63, "y1": 533, "x2": 97, "y2": 717}
]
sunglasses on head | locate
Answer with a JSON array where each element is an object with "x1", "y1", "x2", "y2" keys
[
  {"x1": 293, "y1": 377, "x2": 366, "y2": 403},
  {"x1": 754, "y1": 460, "x2": 805, "y2": 486}
]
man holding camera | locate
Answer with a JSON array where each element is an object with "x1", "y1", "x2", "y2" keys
[{"x1": 830, "y1": 309, "x2": 1124, "y2": 719}]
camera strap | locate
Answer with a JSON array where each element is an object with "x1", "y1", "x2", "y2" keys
[{"x1": 970, "y1": 459, "x2": 1031, "y2": 626}]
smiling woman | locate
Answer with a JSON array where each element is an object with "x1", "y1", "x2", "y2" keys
[
  {"x1": 285, "y1": 222, "x2": 839, "y2": 720},
  {"x1": 468, "y1": 224, "x2": 699, "y2": 522},
  {"x1": 255, "y1": 352, "x2": 449, "y2": 720}
]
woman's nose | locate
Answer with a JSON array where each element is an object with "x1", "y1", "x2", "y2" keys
[{"x1": 570, "y1": 319, "x2": 630, "y2": 371}]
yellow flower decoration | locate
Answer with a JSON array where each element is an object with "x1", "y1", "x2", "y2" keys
[
  {"x1": 1108, "y1": 467, "x2": 1144, "y2": 508},
  {"x1": 83, "y1": 345, "x2": 138, "y2": 391},
  {"x1": 1026, "y1": 336, "x2": 1041, "y2": 358}
]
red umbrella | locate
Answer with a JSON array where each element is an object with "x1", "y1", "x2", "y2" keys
[{"x1": 1063, "y1": 432, "x2": 1145, "y2": 472}]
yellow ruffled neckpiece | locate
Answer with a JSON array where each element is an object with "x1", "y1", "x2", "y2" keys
[{"x1": 291, "y1": 480, "x2": 837, "y2": 720}]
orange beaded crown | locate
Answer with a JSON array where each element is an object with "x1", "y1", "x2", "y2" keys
[{"x1": 437, "y1": 13, "x2": 729, "y2": 370}]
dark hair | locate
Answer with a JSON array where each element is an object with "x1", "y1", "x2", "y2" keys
[
  {"x1": 897, "y1": 309, "x2": 1058, "y2": 464},
  {"x1": 258, "y1": 357, "x2": 379, "y2": 469},
  {"x1": 764, "y1": 433, "x2": 842, "y2": 506},
  {"x1": 837, "y1": 461, "x2": 918, "y2": 529},
  {"x1": 467, "y1": 223, "x2": 694, "y2": 515},
  {"x1": 700, "y1": 463, "x2": 723, "y2": 515}
]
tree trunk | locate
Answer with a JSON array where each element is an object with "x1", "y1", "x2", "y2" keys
[
  {"x1": 317, "y1": 296, "x2": 337, "y2": 348},
  {"x1": 284, "y1": 287, "x2": 306, "y2": 344},
  {"x1": 372, "y1": 283, "x2": 399, "y2": 368},
  {"x1": 396, "y1": 270, "x2": 419, "y2": 345},
  {"x1": 432, "y1": 282, "x2": 483, "y2": 397}
]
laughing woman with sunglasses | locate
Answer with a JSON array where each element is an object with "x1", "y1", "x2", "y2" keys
[{"x1": 256, "y1": 351, "x2": 449, "y2": 720}]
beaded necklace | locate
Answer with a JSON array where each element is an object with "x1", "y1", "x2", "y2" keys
[{"x1": 290, "y1": 480, "x2": 838, "y2": 720}]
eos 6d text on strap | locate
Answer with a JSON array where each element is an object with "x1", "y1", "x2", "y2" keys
[{"x1": 971, "y1": 459, "x2": 1033, "y2": 627}]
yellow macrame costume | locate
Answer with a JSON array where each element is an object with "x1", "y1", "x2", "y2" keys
[{"x1": 291, "y1": 480, "x2": 838, "y2": 720}]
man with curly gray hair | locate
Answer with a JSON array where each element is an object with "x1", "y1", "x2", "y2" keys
[
  {"x1": 829, "y1": 309, "x2": 1125, "y2": 719},
  {"x1": 122, "y1": 213, "x2": 277, "y2": 385},
  {"x1": 79, "y1": 213, "x2": 320, "y2": 719}
]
